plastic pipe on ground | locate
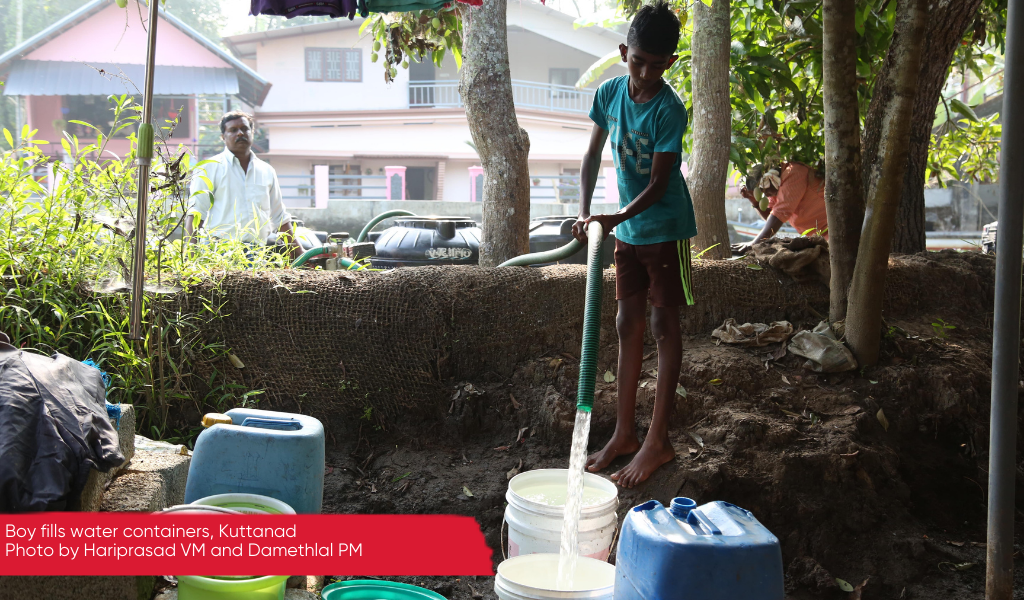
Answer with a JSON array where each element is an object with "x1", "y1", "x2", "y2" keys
[
  {"x1": 573, "y1": 222, "x2": 604, "y2": 412},
  {"x1": 496, "y1": 239, "x2": 584, "y2": 267},
  {"x1": 356, "y1": 210, "x2": 416, "y2": 242},
  {"x1": 290, "y1": 247, "x2": 366, "y2": 270}
]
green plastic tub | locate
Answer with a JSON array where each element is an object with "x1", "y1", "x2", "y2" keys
[
  {"x1": 177, "y1": 575, "x2": 288, "y2": 600},
  {"x1": 322, "y1": 580, "x2": 448, "y2": 599},
  {"x1": 190, "y1": 493, "x2": 296, "y2": 515}
]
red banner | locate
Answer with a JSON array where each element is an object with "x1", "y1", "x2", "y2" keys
[{"x1": 1, "y1": 513, "x2": 493, "y2": 576}]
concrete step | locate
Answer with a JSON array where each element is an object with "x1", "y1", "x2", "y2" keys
[{"x1": 100, "y1": 450, "x2": 191, "y2": 512}]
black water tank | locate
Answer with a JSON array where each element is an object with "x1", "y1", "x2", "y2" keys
[
  {"x1": 528, "y1": 216, "x2": 615, "y2": 267},
  {"x1": 370, "y1": 216, "x2": 481, "y2": 268}
]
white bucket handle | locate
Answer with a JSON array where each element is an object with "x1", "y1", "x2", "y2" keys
[{"x1": 501, "y1": 516, "x2": 508, "y2": 561}]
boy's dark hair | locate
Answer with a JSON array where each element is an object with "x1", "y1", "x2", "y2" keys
[
  {"x1": 220, "y1": 110, "x2": 254, "y2": 134},
  {"x1": 626, "y1": 1, "x2": 681, "y2": 56}
]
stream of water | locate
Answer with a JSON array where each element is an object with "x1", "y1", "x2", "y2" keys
[{"x1": 556, "y1": 408, "x2": 592, "y2": 590}]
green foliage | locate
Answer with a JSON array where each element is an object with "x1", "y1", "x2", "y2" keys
[
  {"x1": 931, "y1": 317, "x2": 956, "y2": 339},
  {"x1": 585, "y1": 0, "x2": 1006, "y2": 181},
  {"x1": 0, "y1": 95, "x2": 283, "y2": 439},
  {"x1": 362, "y1": 6, "x2": 463, "y2": 83},
  {"x1": 927, "y1": 113, "x2": 1001, "y2": 186}
]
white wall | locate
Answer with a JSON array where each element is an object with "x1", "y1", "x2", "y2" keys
[
  {"x1": 506, "y1": 29, "x2": 623, "y2": 86},
  {"x1": 256, "y1": 25, "x2": 407, "y2": 113},
  {"x1": 248, "y1": 0, "x2": 625, "y2": 113}
]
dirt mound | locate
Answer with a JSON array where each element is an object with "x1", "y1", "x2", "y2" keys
[{"x1": 307, "y1": 252, "x2": 1020, "y2": 600}]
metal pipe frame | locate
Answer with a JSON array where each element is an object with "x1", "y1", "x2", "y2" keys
[
  {"x1": 129, "y1": 0, "x2": 160, "y2": 340},
  {"x1": 986, "y1": 0, "x2": 1024, "y2": 597}
]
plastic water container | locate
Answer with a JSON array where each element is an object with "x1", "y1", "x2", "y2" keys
[
  {"x1": 494, "y1": 554, "x2": 615, "y2": 600},
  {"x1": 184, "y1": 408, "x2": 325, "y2": 514},
  {"x1": 177, "y1": 575, "x2": 288, "y2": 600},
  {"x1": 504, "y1": 469, "x2": 618, "y2": 561},
  {"x1": 322, "y1": 579, "x2": 448, "y2": 599},
  {"x1": 615, "y1": 497, "x2": 784, "y2": 600}
]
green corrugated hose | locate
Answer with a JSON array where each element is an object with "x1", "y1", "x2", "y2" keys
[
  {"x1": 496, "y1": 225, "x2": 603, "y2": 410},
  {"x1": 356, "y1": 210, "x2": 416, "y2": 243},
  {"x1": 574, "y1": 222, "x2": 604, "y2": 412},
  {"x1": 291, "y1": 247, "x2": 366, "y2": 270},
  {"x1": 496, "y1": 239, "x2": 584, "y2": 267}
]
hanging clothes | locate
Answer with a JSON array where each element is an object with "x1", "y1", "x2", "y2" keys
[
  {"x1": 250, "y1": 0, "x2": 356, "y2": 19},
  {"x1": 364, "y1": 0, "x2": 449, "y2": 12},
  {"x1": 251, "y1": 0, "x2": 460, "y2": 16}
]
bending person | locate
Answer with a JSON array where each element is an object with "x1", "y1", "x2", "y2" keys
[
  {"x1": 186, "y1": 111, "x2": 302, "y2": 259},
  {"x1": 738, "y1": 162, "x2": 828, "y2": 250}
]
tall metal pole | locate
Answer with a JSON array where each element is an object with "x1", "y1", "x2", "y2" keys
[
  {"x1": 129, "y1": 0, "x2": 160, "y2": 340},
  {"x1": 986, "y1": 0, "x2": 1024, "y2": 597}
]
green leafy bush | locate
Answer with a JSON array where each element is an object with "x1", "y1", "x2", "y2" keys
[{"x1": 0, "y1": 95, "x2": 284, "y2": 443}]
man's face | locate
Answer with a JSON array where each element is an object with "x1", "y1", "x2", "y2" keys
[
  {"x1": 222, "y1": 117, "x2": 252, "y2": 154},
  {"x1": 619, "y1": 44, "x2": 678, "y2": 93}
]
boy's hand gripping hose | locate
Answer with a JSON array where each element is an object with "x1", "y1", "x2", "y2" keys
[{"x1": 575, "y1": 221, "x2": 604, "y2": 412}]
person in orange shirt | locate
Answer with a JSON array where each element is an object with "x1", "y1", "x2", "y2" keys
[{"x1": 738, "y1": 162, "x2": 828, "y2": 250}]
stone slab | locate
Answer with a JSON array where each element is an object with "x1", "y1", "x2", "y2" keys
[{"x1": 100, "y1": 450, "x2": 191, "y2": 512}]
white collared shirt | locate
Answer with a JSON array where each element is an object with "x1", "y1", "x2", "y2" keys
[{"x1": 188, "y1": 148, "x2": 291, "y2": 244}]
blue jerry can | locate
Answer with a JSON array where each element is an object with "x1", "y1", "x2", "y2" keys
[
  {"x1": 615, "y1": 497, "x2": 784, "y2": 600},
  {"x1": 184, "y1": 408, "x2": 325, "y2": 514}
]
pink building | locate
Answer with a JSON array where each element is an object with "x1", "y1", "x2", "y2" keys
[{"x1": 0, "y1": 0, "x2": 269, "y2": 159}]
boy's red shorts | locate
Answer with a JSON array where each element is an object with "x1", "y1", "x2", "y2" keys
[{"x1": 614, "y1": 239, "x2": 695, "y2": 308}]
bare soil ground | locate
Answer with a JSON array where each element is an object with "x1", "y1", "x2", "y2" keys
[{"x1": 318, "y1": 301, "x2": 1024, "y2": 599}]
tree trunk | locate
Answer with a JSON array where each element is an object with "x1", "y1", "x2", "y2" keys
[
  {"x1": 846, "y1": 0, "x2": 928, "y2": 366},
  {"x1": 862, "y1": 0, "x2": 983, "y2": 254},
  {"x1": 688, "y1": 0, "x2": 732, "y2": 259},
  {"x1": 890, "y1": 0, "x2": 984, "y2": 253},
  {"x1": 459, "y1": 0, "x2": 531, "y2": 266},
  {"x1": 821, "y1": 0, "x2": 864, "y2": 323}
]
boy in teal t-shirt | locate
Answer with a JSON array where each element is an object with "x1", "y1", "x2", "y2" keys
[{"x1": 573, "y1": 0, "x2": 696, "y2": 488}]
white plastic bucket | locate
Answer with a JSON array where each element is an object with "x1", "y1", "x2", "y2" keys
[
  {"x1": 190, "y1": 493, "x2": 296, "y2": 515},
  {"x1": 494, "y1": 553, "x2": 615, "y2": 600},
  {"x1": 504, "y1": 469, "x2": 618, "y2": 561}
]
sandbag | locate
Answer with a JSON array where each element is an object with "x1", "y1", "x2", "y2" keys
[
  {"x1": 0, "y1": 333, "x2": 124, "y2": 512},
  {"x1": 711, "y1": 318, "x2": 794, "y2": 347},
  {"x1": 787, "y1": 321, "x2": 858, "y2": 373}
]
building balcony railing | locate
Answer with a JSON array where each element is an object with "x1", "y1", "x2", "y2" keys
[
  {"x1": 279, "y1": 172, "x2": 611, "y2": 208},
  {"x1": 408, "y1": 79, "x2": 595, "y2": 114}
]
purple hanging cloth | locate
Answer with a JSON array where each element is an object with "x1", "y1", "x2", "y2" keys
[{"x1": 250, "y1": 0, "x2": 355, "y2": 19}]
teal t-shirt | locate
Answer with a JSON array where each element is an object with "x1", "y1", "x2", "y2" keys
[{"x1": 589, "y1": 75, "x2": 697, "y2": 245}]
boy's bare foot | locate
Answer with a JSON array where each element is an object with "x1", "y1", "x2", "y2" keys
[
  {"x1": 611, "y1": 437, "x2": 676, "y2": 488},
  {"x1": 586, "y1": 434, "x2": 641, "y2": 473}
]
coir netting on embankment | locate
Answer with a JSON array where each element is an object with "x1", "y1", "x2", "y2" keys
[{"x1": 176, "y1": 251, "x2": 995, "y2": 423}]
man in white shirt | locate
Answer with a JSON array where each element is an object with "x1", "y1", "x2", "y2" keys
[{"x1": 186, "y1": 111, "x2": 302, "y2": 258}]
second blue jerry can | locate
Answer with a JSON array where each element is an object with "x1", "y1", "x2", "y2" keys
[
  {"x1": 615, "y1": 497, "x2": 784, "y2": 600},
  {"x1": 184, "y1": 408, "x2": 325, "y2": 514}
]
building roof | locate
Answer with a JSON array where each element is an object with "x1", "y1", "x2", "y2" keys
[
  {"x1": 4, "y1": 61, "x2": 239, "y2": 96},
  {"x1": 0, "y1": 0, "x2": 272, "y2": 105}
]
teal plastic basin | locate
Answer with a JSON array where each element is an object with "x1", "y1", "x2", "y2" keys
[{"x1": 322, "y1": 580, "x2": 448, "y2": 599}]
